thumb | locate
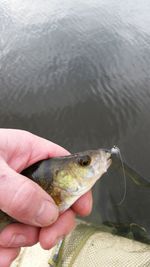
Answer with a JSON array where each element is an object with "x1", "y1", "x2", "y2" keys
[{"x1": 0, "y1": 159, "x2": 59, "y2": 227}]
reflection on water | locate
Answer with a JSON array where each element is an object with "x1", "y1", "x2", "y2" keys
[{"x1": 1, "y1": 0, "x2": 150, "y2": 242}]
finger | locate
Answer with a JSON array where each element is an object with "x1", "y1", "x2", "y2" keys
[
  {"x1": 30, "y1": 133, "x2": 70, "y2": 164},
  {"x1": 17, "y1": 133, "x2": 70, "y2": 172},
  {"x1": 0, "y1": 247, "x2": 20, "y2": 267},
  {"x1": 0, "y1": 160, "x2": 59, "y2": 227},
  {"x1": 1, "y1": 130, "x2": 70, "y2": 172},
  {"x1": 0, "y1": 223, "x2": 39, "y2": 248},
  {"x1": 71, "y1": 191, "x2": 93, "y2": 216},
  {"x1": 39, "y1": 209, "x2": 76, "y2": 249}
]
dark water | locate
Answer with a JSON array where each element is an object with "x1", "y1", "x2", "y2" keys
[{"x1": 1, "y1": 0, "x2": 150, "y2": 242}]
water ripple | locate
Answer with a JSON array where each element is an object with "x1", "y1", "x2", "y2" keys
[{"x1": 1, "y1": 0, "x2": 150, "y2": 152}]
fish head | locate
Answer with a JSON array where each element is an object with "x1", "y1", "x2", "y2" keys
[
  {"x1": 52, "y1": 149, "x2": 112, "y2": 212},
  {"x1": 68, "y1": 149, "x2": 112, "y2": 192}
]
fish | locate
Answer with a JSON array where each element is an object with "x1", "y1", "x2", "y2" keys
[{"x1": 0, "y1": 149, "x2": 111, "y2": 227}]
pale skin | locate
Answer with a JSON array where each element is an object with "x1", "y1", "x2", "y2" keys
[{"x1": 0, "y1": 129, "x2": 92, "y2": 267}]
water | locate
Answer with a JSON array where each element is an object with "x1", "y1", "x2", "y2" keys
[{"x1": 1, "y1": 0, "x2": 150, "y2": 242}]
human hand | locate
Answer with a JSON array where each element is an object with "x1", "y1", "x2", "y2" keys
[{"x1": 0, "y1": 129, "x2": 92, "y2": 267}]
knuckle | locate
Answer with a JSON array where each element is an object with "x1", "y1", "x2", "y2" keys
[
  {"x1": 10, "y1": 181, "x2": 38, "y2": 219},
  {"x1": 0, "y1": 172, "x2": 9, "y2": 183},
  {"x1": 0, "y1": 173, "x2": 7, "y2": 179}
]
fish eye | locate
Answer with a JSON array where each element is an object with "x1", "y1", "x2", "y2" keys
[{"x1": 78, "y1": 155, "x2": 91, "y2": 167}]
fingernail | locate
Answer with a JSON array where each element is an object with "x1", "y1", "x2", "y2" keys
[
  {"x1": 9, "y1": 234, "x2": 26, "y2": 246},
  {"x1": 35, "y1": 200, "x2": 58, "y2": 226}
]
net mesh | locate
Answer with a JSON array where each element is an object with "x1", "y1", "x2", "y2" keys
[
  {"x1": 57, "y1": 221, "x2": 150, "y2": 267},
  {"x1": 11, "y1": 220, "x2": 150, "y2": 267}
]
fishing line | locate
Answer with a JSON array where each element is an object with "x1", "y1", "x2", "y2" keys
[{"x1": 111, "y1": 146, "x2": 127, "y2": 206}]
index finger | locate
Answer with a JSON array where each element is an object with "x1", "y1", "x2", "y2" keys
[{"x1": 1, "y1": 130, "x2": 70, "y2": 172}]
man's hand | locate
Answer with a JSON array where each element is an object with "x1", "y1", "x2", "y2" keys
[{"x1": 0, "y1": 129, "x2": 92, "y2": 267}]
